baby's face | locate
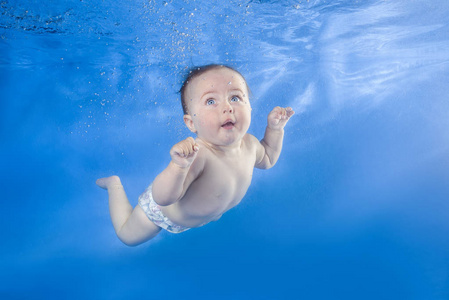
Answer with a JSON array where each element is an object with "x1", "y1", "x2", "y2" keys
[{"x1": 183, "y1": 67, "x2": 252, "y2": 147}]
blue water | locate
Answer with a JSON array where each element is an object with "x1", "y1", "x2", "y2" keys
[{"x1": 1, "y1": 0, "x2": 449, "y2": 299}]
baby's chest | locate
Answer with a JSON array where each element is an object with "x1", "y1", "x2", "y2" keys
[
  {"x1": 202, "y1": 156, "x2": 254, "y2": 193},
  {"x1": 175, "y1": 154, "x2": 255, "y2": 219}
]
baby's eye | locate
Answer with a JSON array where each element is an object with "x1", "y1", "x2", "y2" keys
[
  {"x1": 206, "y1": 99, "x2": 216, "y2": 105},
  {"x1": 230, "y1": 96, "x2": 241, "y2": 102}
]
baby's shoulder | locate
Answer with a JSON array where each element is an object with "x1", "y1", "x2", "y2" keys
[
  {"x1": 244, "y1": 133, "x2": 260, "y2": 142},
  {"x1": 243, "y1": 133, "x2": 262, "y2": 150}
]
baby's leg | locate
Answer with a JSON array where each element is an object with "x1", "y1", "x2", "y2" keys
[{"x1": 96, "y1": 176, "x2": 161, "y2": 246}]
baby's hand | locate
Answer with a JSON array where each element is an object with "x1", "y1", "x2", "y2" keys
[
  {"x1": 170, "y1": 137, "x2": 200, "y2": 168},
  {"x1": 267, "y1": 106, "x2": 295, "y2": 130}
]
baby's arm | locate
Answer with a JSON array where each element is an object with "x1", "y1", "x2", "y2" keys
[
  {"x1": 152, "y1": 137, "x2": 203, "y2": 206},
  {"x1": 255, "y1": 106, "x2": 294, "y2": 169}
]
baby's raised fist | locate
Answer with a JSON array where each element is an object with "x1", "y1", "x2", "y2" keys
[
  {"x1": 170, "y1": 137, "x2": 200, "y2": 168},
  {"x1": 267, "y1": 106, "x2": 295, "y2": 130}
]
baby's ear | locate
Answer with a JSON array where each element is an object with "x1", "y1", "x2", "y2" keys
[{"x1": 183, "y1": 114, "x2": 197, "y2": 133}]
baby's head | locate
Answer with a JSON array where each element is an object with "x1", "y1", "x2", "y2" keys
[
  {"x1": 180, "y1": 64, "x2": 251, "y2": 115},
  {"x1": 179, "y1": 64, "x2": 252, "y2": 146}
]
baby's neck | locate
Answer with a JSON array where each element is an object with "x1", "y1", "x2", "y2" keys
[{"x1": 197, "y1": 138, "x2": 244, "y2": 156}]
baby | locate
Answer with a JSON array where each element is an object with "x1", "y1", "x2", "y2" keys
[{"x1": 96, "y1": 64, "x2": 294, "y2": 246}]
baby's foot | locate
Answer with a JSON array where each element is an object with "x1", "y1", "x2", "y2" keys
[{"x1": 96, "y1": 175, "x2": 122, "y2": 190}]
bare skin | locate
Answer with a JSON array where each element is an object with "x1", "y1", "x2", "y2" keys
[
  {"x1": 97, "y1": 66, "x2": 294, "y2": 246},
  {"x1": 96, "y1": 176, "x2": 162, "y2": 246}
]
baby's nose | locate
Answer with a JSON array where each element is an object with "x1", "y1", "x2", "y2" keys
[{"x1": 223, "y1": 101, "x2": 234, "y2": 114}]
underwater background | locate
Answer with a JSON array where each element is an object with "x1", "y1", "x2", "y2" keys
[{"x1": 1, "y1": 0, "x2": 449, "y2": 299}]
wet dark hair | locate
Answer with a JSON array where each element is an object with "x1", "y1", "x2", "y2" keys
[{"x1": 179, "y1": 64, "x2": 251, "y2": 115}]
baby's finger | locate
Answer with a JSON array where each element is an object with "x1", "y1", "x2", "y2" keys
[
  {"x1": 185, "y1": 137, "x2": 200, "y2": 153},
  {"x1": 271, "y1": 106, "x2": 282, "y2": 117},
  {"x1": 172, "y1": 141, "x2": 190, "y2": 157},
  {"x1": 171, "y1": 146, "x2": 184, "y2": 158},
  {"x1": 176, "y1": 138, "x2": 198, "y2": 158},
  {"x1": 278, "y1": 107, "x2": 289, "y2": 119}
]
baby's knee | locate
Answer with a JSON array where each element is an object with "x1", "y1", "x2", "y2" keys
[{"x1": 116, "y1": 231, "x2": 142, "y2": 247}]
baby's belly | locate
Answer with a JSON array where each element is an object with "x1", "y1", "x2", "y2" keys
[
  {"x1": 161, "y1": 187, "x2": 247, "y2": 228},
  {"x1": 161, "y1": 164, "x2": 253, "y2": 227}
]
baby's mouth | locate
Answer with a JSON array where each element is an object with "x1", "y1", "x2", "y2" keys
[{"x1": 221, "y1": 120, "x2": 235, "y2": 129}]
